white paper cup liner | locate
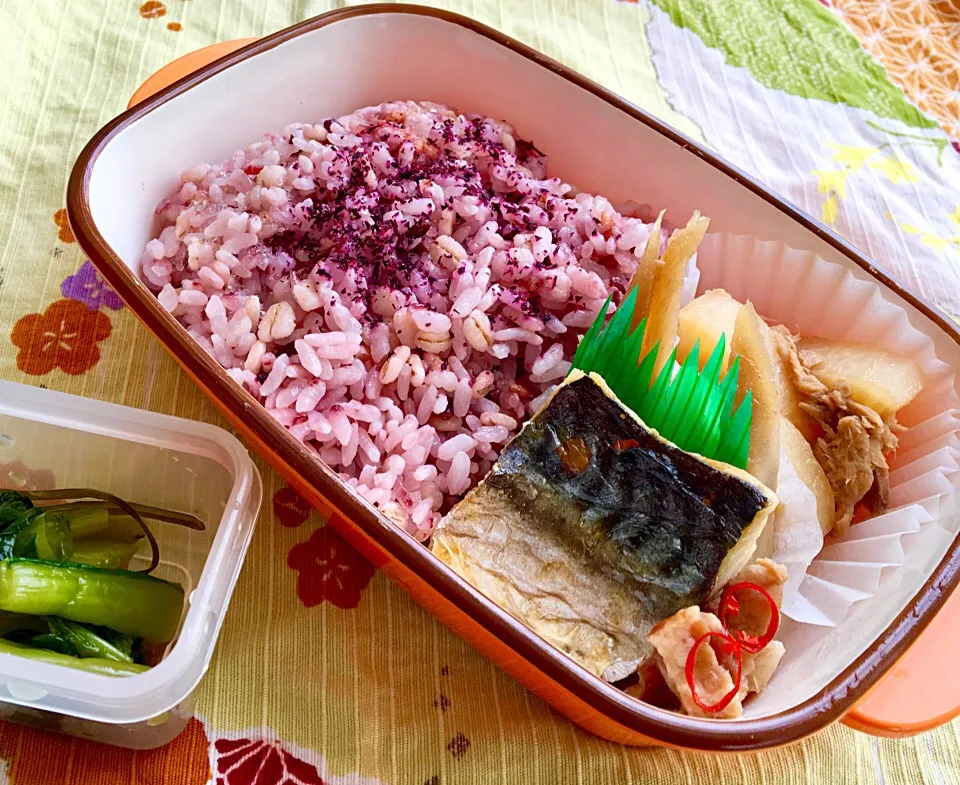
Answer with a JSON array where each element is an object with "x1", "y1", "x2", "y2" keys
[
  {"x1": 697, "y1": 234, "x2": 960, "y2": 630},
  {"x1": 681, "y1": 254, "x2": 701, "y2": 309}
]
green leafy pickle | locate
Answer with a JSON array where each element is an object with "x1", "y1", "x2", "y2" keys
[
  {"x1": 0, "y1": 559, "x2": 184, "y2": 641},
  {"x1": 0, "y1": 637, "x2": 147, "y2": 677},
  {"x1": 0, "y1": 492, "x2": 33, "y2": 530},
  {"x1": 46, "y1": 618, "x2": 134, "y2": 663},
  {"x1": 0, "y1": 511, "x2": 72, "y2": 561},
  {"x1": 68, "y1": 539, "x2": 140, "y2": 569}
]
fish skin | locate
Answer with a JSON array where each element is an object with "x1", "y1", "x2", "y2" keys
[
  {"x1": 490, "y1": 376, "x2": 770, "y2": 615},
  {"x1": 432, "y1": 372, "x2": 777, "y2": 679}
]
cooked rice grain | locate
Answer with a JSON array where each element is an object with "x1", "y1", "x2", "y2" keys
[{"x1": 144, "y1": 101, "x2": 663, "y2": 540}]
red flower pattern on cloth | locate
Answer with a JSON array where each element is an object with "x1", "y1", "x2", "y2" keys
[
  {"x1": 214, "y1": 737, "x2": 324, "y2": 785},
  {"x1": 287, "y1": 525, "x2": 375, "y2": 609},
  {"x1": 11, "y1": 298, "x2": 111, "y2": 376},
  {"x1": 273, "y1": 485, "x2": 311, "y2": 529},
  {"x1": 52, "y1": 209, "x2": 74, "y2": 243}
]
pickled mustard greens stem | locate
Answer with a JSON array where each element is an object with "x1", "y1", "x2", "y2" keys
[
  {"x1": 39, "y1": 500, "x2": 205, "y2": 532},
  {"x1": 44, "y1": 505, "x2": 110, "y2": 539},
  {"x1": 0, "y1": 497, "x2": 145, "y2": 566},
  {"x1": 0, "y1": 637, "x2": 147, "y2": 677},
  {"x1": 0, "y1": 509, "x2": 72, "y2": 562},
  {"x1": 4, "y1": 616, "x2": 140, "y2": 662},
  {"x1": 0, "y1": 559, "x2": 184, "y2": 641},
  {"x1": 21, "y1": 489, "x2": 160, "y2": 573},
  {"x1": 18, "y1": 632, "x2": 74, "y2": 656},
  {"x1": 69, "y1": 539, "x2": 141, "y2": 569},
  {"x1": 46, "y1": 617, "x2": 133, "y2": 663},
  {"x1": 51, "y1": 508, "x2": 144, "y2": 544},
  {"x1": 0, "y1": 491, "x2": 192, "y2": 672}
]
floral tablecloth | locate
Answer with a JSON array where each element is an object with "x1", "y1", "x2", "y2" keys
[{"x1": 1, "y1": 0, "x2": 960, "y2": 783}]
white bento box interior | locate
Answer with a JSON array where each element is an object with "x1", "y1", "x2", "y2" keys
[{"x1": 84, "y1": 9, "x2": 960, "y2": 720}]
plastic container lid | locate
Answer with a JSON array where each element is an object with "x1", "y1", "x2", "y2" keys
[{"x1": 0, "y1": 380, "x2": 262, "y2": 724}]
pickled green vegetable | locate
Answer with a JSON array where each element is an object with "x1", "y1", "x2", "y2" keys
[
  {"x1": 0, "y1": 559, "x2": 184, "y2": 641},
  {"x1": 69, "y1": 539, "x2": 141, "y2": 569},
  {"x1": 6, "y1": 629, "x2": 75, "y2": 656},
  {"x1": 4, "y1": 617, "x2": 141, "y2": 663},
  {"x1": 93, "y1": 625, "x2": 138, "y2": 661},
  {"x1": 0, "y1": 492, "x2": 33, "y2": 529},
  {"x1": 46, "y1": 618, "x2": 134, "y2": 662},
  {"x1": 0, "y1": 637, "x2": 147, "y2": 677},
  {"x1": 0, "y1": 492, "x2": 189, "y2": 670},
  {"x1": 76, "y1": 512, "x2": 143, "y2": 544},
  {"x1": 58, "y1": 506, "x2": 110, "y2": 539},
  {"x1": 53, "y1": 506, "x2": 143, "y2": 543},
  {"x1": 0, "y1": 511, "x2": 72, "y2": 561},
  {"x1": 0, "y1": 496, "x2": 144, "y2": 564}
]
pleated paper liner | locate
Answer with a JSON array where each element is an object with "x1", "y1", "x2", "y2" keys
[{"x1": 692, "y1": 235, "x2": 960, "y2": 715}]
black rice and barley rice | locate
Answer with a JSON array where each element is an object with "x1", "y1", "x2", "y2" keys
[{"x1": 142, "y1": 101, "x2": 675, "y2": 540}]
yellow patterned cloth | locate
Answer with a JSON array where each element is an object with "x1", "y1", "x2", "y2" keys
[{"x1": 1, "y1": 1, "x2": 960, "y2": 783}]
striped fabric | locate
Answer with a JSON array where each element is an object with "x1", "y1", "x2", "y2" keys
[{"x1": 1, "y1": 1, "x2": 959, "y2": 782}]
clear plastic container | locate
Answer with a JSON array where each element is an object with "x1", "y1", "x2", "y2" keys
[{"x1": 0, "y1": 380, "x2": 262, "y2": 748}]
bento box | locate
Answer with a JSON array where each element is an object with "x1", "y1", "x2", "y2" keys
[
  {"x1": 66, "y1": 5, "x2": 960, "y2": 750},
  {"x1": 0, "y1": 381, "x2": 262, "y2": 748}
]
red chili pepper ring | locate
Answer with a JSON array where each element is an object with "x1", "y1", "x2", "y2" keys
[
  {"x1": 718, "y1": 581, "x2": 780, "y2": 654},
  {"x1": 684, "y1": 631, "x2": 743, "y2": 714}
]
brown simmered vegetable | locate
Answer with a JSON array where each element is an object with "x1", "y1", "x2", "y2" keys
[
  {"x1": 732, "y1": 303, "x2": 781, "y2": 491},
  {"x1": 677, "y1": 291, "x2": 818, "y2": 439},
  {"x1": 677, "y1": 289, "x2": 740, "y2": 373},
  {"x1": 772, "y1": 330, "x2": 900, "y2": 533},
  {"x1": 628, "y1": 209, "x2": 665, "y2": 328},
  {"x1": 641, "y1": 212, "x2": 710, "y2": 377},
  {"x1": 797, "y1": 338, "x2": 924, "y2": 420}
]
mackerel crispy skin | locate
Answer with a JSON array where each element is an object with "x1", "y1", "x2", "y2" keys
[{"x1": 432, "y1": 372, "x2": 776, "y2": 679}]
